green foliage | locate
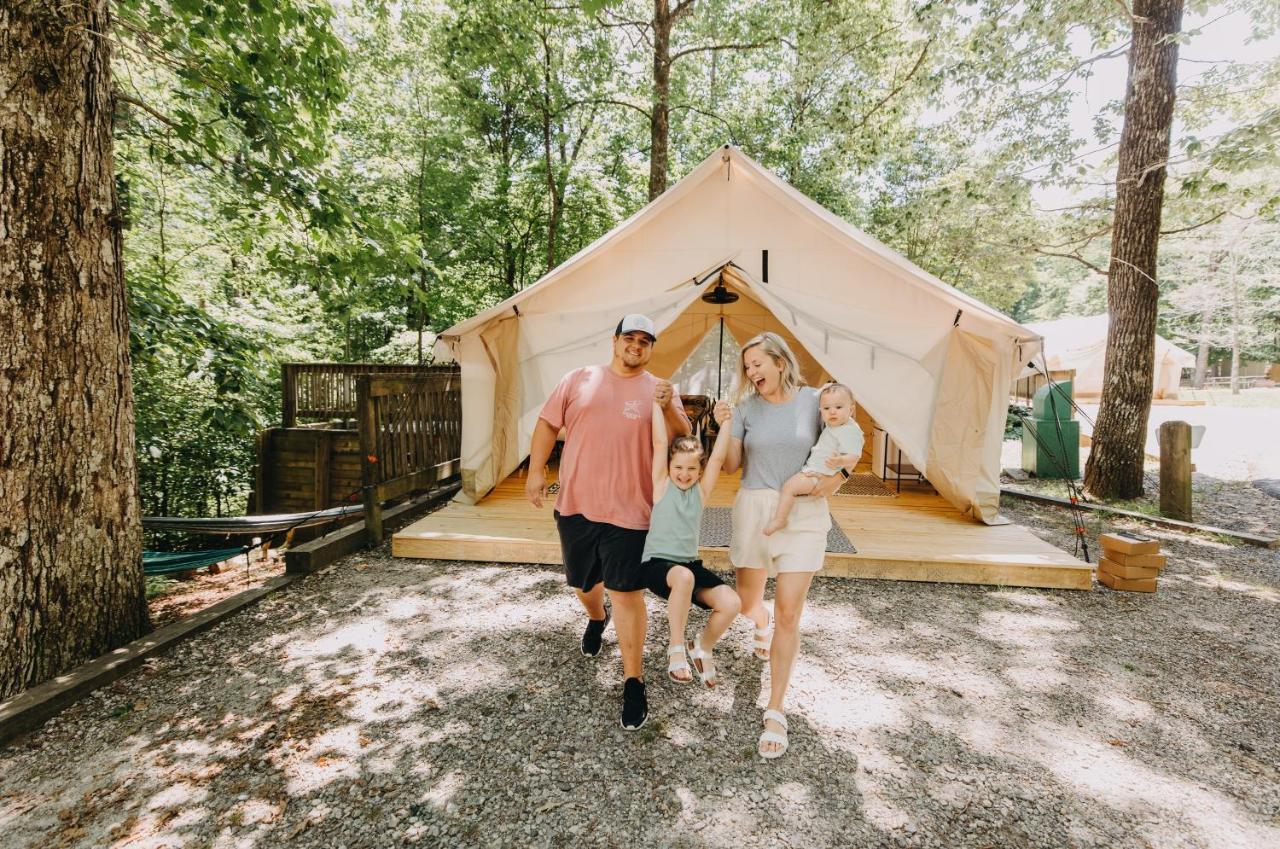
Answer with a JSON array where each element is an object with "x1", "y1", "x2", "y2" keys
[
  {"x1": 109, "y1": 0, "x2": 1278, "y2": 518},
  {"x1": 116, "y1": 0, "x2": 350, "y2": 223}
]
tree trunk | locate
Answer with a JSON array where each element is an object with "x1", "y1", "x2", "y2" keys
[
  {"x1": 1083, "y1": 0, "x2": 1184, "y2": 500},
  {"x1": 0, "y1": 0, "x2": 148, "y2": 699},
  {"x1": 1192, "y1": 251, "x2": 1221, "y2": 388},
  {"x1": 649, "y1": 0, "x2": 676, "y2": 200},
  {"x1": 414, "y1": 138, "x2": 431, "y2": 366},
  {"x1": 1229, "y1": 249, "x2": 1240, "y2": 394},
  {"x1": 539, "y1": 26, "x2": 561, "y2": 269}
]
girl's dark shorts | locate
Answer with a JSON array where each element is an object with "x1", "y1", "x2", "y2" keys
[
  {"x1": 555, "y1": 511, "x2": 648, "y2": 592},
  {"x1": 641, "y1": 558, "x2": 728, "y2": 610}
]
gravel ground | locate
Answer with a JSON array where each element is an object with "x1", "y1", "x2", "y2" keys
[
  {"x1": 2, "y1": 506, "x2": 1278, "y2": 849},
  {"x1": 1000, "y1": 440, "x2": 1280, "y2": 537}
]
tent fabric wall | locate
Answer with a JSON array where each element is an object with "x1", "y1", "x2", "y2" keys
[
  {"x1": 435, "y1": 146, "x2": 1041, "y2": 524},
  {"x1": 925, "y1": 330, "x2": 1012, "y2": 522},
  {"x1": 1024, "y1": 314, "x2": 1195, "y2": 397}
]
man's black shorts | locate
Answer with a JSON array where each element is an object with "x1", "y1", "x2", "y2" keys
[
  {"x1": 641, "y1": 558, "x2": 727, "y2": 610},
  {"x1": 555, "y1": 511, "x2": 647, "y2": 592}
]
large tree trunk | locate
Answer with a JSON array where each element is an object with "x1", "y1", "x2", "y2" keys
[
  {"x1": 0, "y1": 0, "x2": 148, "y2": 699},
  {"x1": 1083, "y1": 0, "x2": 1184, "y2": 500},
  {"x1": 648, "y1": 0, "x2": 678, "y2": 200}
]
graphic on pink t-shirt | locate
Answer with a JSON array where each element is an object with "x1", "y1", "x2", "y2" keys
[{"x1": 538, "y1": 366, "x2": 685, "y2": 530}]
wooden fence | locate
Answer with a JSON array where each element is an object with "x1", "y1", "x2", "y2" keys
[
  {"x1": 1011, "y1": 369, "x2": 1076, "y2": 407},
  {"x1": 254, "y1": 427, "x2": 363, "y2": 515},
  {"x1": 358, "y1": 371, "x2": 462, "y2": 543},
  {"x1": 282, "y1": 362, "x2": 455, "y2": 426}
]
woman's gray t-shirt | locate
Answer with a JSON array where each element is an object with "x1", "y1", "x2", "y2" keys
[{"x1": 731, "y1": 387, "x2": 822, "y2": 490}]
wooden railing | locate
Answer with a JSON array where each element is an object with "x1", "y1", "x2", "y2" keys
[
  {"x1": 282, "y1": 362, "x2": 456, "y2": 426},
  {"x1": 358, "y1": 371, "x2": 462, "y2": 543}
]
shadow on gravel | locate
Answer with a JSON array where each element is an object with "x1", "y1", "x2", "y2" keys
[{"x1": 2, "y1": 549, "x2": 1278, "y2": 849}]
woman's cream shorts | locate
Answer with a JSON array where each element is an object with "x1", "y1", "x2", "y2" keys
[{"x1": 730, "y1": 488, "x2": 829, "y2": 577}]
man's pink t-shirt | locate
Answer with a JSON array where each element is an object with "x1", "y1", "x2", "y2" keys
[{"x1": 539, "y1": 365, "x2": 685, "y2": 531}]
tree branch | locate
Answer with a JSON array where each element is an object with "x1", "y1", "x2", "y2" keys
[
  {"x1": 670, "y1": 39, "x2": 778, "y2": 64},
  {"x1": 1025, "y1": 41, "x2": 1130, "y2": 96},
  {"x1": 117, "y1": 94, "x2": 233, "y2": 168},
  {"x1": 1160, "y1": 210, "x2": 1227, "y2": 236},
  {"x1": 668, "y1": 102, "x2": 738, "y2": 141},
  {"x1": 847, "y1": 38, "x2": 933, "y2": 131},
  {"x1": 563, "y1": 97, "x2": 651, "y2": 120},
  {"x1": 976, "y1": 237, "x2": 1109, "y2": 276},
  {"x1": 671, "y1": 1, "x2": 696, "y2": 23}
]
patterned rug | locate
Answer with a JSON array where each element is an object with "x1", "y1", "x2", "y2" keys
[
  {"x1": 698, "y1": 507, "x2": 856, "y2": 554},
  {"x1": 835, "y1": 473, "x2": 897, "y2": 498}
]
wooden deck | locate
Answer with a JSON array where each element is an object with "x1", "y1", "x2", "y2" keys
[{"x1": 393, "y1": 469, "x2": 1093, "y2": 590}]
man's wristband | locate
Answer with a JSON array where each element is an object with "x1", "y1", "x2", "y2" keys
[{"x1": 840, "y1": 468, "x2": 851, "y2": 479}]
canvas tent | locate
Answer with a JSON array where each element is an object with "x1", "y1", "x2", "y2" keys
[
  {"x1": 1024, "y1": 314, "x2": 1195, "y2": 398},
  {"x1": 433, "y1": 146, "x2": 1042, "y2": 524}
]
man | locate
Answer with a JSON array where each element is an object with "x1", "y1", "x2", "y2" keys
[{"x1": 526, "y1": 314, "x2": 690, "y2": 730}]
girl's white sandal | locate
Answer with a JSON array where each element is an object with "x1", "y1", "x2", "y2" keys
[
  {"x1": 751, "y1": 608, "x2": 773, "y2": 660},
  {"x1": 686, "y1": 635, "x2": 719, "y2": 689},
  {"x1": 758, "y1": 709, "x2": 789, "y2": 759},
  {"x1": 667, "y1": 644, "x2": 692, "y2": 683}
]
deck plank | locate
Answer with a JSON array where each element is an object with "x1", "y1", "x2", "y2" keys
[{"x1": 392, "y1": 468, "x2": 1092, "y2": 589}]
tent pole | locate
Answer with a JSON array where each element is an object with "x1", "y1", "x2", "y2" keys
[{"x1": 716, "y1": 316, "x2": 724, "y2": 400}]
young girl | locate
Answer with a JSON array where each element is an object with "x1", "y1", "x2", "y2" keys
[
  {"x1": 762, "y1": 383, "x2": 863, "y2": 536},
  {"x1": 641, "y1": 400, "x2": 742, "y2": 687}
]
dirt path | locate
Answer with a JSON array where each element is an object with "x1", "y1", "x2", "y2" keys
[{"x1": 2, "y1": 507, "x2": 1277, "y2": 849}]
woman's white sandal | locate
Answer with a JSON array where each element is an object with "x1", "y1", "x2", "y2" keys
[
  {"x1": 751, "y1": 608, "x2": 773, "y2": 660},
  {"x1": 686, "y1": 635, "x2": 719, "y2": 689},
  {"x1": 667, "y1": 644, "x2": 692, "y2": 683},
  {"x1": 758, "y1": 709, "x2": 789, "y2": 759}
]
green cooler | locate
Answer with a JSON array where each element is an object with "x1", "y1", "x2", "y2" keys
[{"x1": 1021, "y1": 381, "x2": 1080, "y2": 479}]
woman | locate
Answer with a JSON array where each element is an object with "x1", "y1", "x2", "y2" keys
[{"x1": 713, "y1": 332, "x2": 856, "y2": 759}]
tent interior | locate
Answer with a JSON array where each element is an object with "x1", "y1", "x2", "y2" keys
[
  {"x1": 645, "y1": 265, "x2": 878, "y2": 469},
  {"x1": 394, "y1": 262, "x2": 1091, "y2": 590}
]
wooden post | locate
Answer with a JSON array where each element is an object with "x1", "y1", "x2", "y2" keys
[
  {"x1": 357, "y1": 376, "x2": 383, "y2": 545},
  {"x1": 313, "y1": 430, "x2": 331, "y2": 510},
  {"x1": 282, "y1": 363, "x2": 297, "y2": 428},
  {"x1": 252, "y1": 429, "x2": 269, "y2": 514},
  {"x1": 1159, "y1": 420, "x2": 1192, "y2": 521}
]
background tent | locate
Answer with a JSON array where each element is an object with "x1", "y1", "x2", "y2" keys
[
  {"x1": 434, "y1": 146, "x2": 1042, "y2": 524},
  {"x1": 1025, "y1": 314, "x2": 1195, "y2": 398}
]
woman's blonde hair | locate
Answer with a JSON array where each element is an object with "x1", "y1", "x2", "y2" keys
[{"x1": 732, "y1": 331, "x2": 805, "y2": 404}]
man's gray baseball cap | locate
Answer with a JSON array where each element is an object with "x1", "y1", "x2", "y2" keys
[{"x1": 615, "y1": 313, "x2": 657, "y2": 341}]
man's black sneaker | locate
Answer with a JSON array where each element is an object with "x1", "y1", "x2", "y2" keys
[
  {"x1": 621, "y1": 677, "x2": 648, "y2": 731},
  {"x1": 581, "y1": 610, "x2": 611, "y2": 657}
]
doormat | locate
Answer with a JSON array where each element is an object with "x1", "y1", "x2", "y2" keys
[
  {"x1": 698, "y1": 507, "x2": 856, "y2": 554},
  {"x1": 835, "y1": 473, "x2": 897, "y2": 498}
]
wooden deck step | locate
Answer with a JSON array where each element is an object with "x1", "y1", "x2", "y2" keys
[{"x1": 392, "y1": 469, "x2": 1092, "y2": 590}]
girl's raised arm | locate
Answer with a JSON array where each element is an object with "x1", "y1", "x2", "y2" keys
[
  {"x1": 700, "y1": 407, "x2": 734, "y2": 499},
  {"x1": 651, "y1": 400, "x2": 669, "y2": 492}
]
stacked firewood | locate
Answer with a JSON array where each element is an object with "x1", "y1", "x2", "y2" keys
[{"x1": 1096, "y1": 532, "x2": 1165, "y2": 593}]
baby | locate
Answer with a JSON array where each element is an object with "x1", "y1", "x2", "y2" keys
[{"x1": 763, "y1": 383, "x2": 864, "y2": 536}]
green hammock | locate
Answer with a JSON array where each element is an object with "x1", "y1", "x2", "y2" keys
[{"x1": 143, "y1": 548, "x2": 246, "y2": 575}]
